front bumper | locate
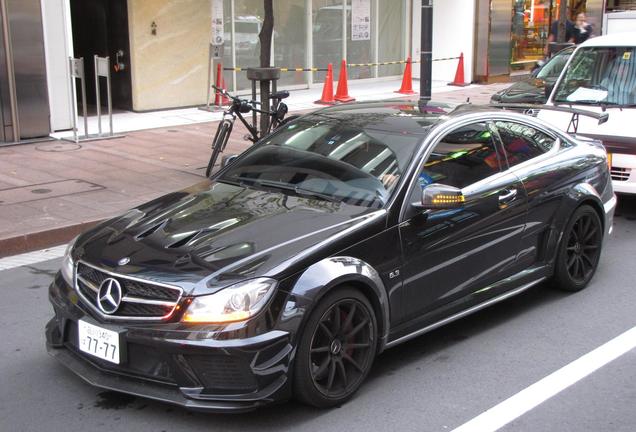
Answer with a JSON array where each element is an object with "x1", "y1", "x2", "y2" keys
[{"x1": 46, "y1": 275, "x2": 295, "y2": 412}]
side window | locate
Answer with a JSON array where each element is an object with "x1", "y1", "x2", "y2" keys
[
  {"x1": 418, "y1": 122, "x2": 504, "y2": 190},
  {"x1": 494, "y1": 121, "x2": 556, "y2": 168}
]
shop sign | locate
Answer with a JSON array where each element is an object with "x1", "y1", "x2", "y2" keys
[
  {"x1": 211, "y1": 0, "x2": 224, "y2": 46},
  {"x1": 351, "y1": 0, "x2": 371, "y2": 41}
]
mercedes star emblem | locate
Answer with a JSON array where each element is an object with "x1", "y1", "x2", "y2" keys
[
  {"x1": 97, "y1": 278, "x2": 123, "y2": 314},
  {"x1": 118, "y1": 257, "x2": 130, "y2": 266}
]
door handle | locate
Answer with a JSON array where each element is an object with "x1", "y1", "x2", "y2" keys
[{"x1": 499, "y1": 188, "x2": 517, "y2": 204}]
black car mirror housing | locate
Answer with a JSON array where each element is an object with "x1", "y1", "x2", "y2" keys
[{"x1": 416, "y1": 184, "x2": 465, "y2": 210}]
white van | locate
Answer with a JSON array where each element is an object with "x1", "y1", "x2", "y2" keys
[{"x1": 540, "y1": 32, "x2": 636, "y2": 195}]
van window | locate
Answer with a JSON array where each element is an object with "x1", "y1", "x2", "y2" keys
[{"x1": 553, "y1": 47, "x2": 636, "y2": 106}]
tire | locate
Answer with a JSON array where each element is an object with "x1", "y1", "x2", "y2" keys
[
  {"x1": 293, "y1": 287, "x2": 377, "y2": 408},
  {"x1": 551, "y1": 204, "x2": 603, "y2": 292},
  {"x1": 206, "y1": 120, "x2": 233, "y2": 177}
]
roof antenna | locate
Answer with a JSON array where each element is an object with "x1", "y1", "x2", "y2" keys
[{"x1": 466, "y1": 97, "x2": 471, "y2": 104}]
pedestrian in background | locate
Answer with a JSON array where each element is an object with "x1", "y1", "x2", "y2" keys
[
  {"x1": 573, "y1": 12, "x2": 594, "y2": 44},
  {"x1": 544, "y1": 10, "x2": 575, "y2": 56}
]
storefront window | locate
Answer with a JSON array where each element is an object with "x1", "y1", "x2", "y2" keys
[
  {"x1": 274, "y1": 0, "x2": 307, "y2": 87},
  {"x1": 378, "y1": 0, "x2": 405, "y2": 77},
  {"x1": 234, "y1": 0, "x2": 264, "y2": 90},
  {"x1": 312, "y1": 0, "x2": 344, "y2": 83},
  {"x1": 511, "y1": 0, "x2": 552, "y2": 66}
]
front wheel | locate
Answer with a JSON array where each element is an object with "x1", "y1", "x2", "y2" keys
[
  {"x1": 293, "y1": 288, "x2": 377, "y2": 408},
  {"x1": 206, "y1": 120, "x2": 233, "y2": 177},
  {"x1": 551, "y1": 205, "x2": 603, "y2": 292}
]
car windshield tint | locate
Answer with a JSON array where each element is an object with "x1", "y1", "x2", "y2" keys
[
  {"x1": 554, "y1": 47, "x2": 636, "y2": 106},
  {"x1": 536, "y1": 50, "x2": 571, "y2": 79},
  {"x1": 218, "y1": 118, "x2": 421, "y2": 208}
]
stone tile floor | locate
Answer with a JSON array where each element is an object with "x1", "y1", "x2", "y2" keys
[{"x1": 0, "y1": 83, "x2": 509, "y2": 256}]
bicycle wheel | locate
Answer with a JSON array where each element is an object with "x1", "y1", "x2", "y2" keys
[{"x1": 206, "y1": 120, "x2": 233, "y2": 177}]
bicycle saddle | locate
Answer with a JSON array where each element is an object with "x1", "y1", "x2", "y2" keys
[{"x1": 269, "y1": 90, "x2": 289, "y2": 100}]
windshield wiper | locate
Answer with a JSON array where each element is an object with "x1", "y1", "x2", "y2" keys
[{"x1": 230, "y1": 176, "x2": 341, "y2": 203}]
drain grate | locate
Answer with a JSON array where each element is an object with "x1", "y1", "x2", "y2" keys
[{"x1": 0, "y1": 179, "x2": 104, "y2": 205}]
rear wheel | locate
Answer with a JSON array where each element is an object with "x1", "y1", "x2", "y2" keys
[
  {"x1": 293, "y1": 288, "x2": 377, "y2": 408},
  {"x1": 552, "y1": 205, "x2": 603, "y2": 292}
]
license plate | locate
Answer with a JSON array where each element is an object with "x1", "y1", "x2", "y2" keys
[{"x1": 78, "y1": 320, "x2": 121, "y2": 364}]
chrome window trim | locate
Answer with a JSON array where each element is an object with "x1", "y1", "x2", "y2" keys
[
  {"x1": 74, "y1": 260, "x2": 184, "y2": 322},
  {"x1": 395, "y1": 111, "x2": 566, "y2": 223}
]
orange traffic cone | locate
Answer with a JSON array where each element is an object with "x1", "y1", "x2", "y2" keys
[
  {"x1": 395, "y1": 57, "x2": 416, "y2": 95},
  {"x1": 334, "y1": 59, "x2": 355, "y2": 103},
  {"x1": 315, "y1": 63, "x2": 336, "y2": 105},
  {"x1": 214, "y1": 63, "x2": 231, "y2": 106},
  {"x1": 448, "y1": 52, "x2": 469, "y2": 87}
]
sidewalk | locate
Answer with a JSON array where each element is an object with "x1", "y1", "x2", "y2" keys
[{"x1": 0, "y1": 80, "x2": 509, "y2": 257}]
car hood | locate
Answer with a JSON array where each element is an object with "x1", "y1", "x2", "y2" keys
[
  {"x1": 75, "y1": 180, "x2": 384, "y2": 295},
  {"x1": 492, "y1": 78, "x2": 553, "y2": 104}
]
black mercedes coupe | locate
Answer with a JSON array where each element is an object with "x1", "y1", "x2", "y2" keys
[{"x1": 46, "y1": 101, "x2": 616, "y2": 412}]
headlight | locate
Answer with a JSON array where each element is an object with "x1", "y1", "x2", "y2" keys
[
  {"x1": 60, "y1": 236, "x2": 78, "y2": 286},
  {"x1": 182, "y1": 278, "x2": 277, "y2": 324}
]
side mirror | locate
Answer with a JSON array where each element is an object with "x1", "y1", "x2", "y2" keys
[{"x1": 416, "y1": 184, "x2": 465, "y2": 209}]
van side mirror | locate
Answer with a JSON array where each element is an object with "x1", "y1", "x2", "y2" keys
[{"x1": 414, "y1": 184, "x2": 465, "y2": 209}]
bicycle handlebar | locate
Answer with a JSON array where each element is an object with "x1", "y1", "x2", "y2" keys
[{"x1": 212, "y1": 85, "x2": 282, "y2": 116}]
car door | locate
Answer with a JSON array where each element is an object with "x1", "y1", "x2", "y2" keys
[
  {"x1": 490, "y1": 119, "x2": 562, "y2": 269},
  {"x1": 394, "y1": 120, "x2": 528, "y2": 325}
]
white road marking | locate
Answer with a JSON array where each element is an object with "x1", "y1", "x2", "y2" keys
[
  {"x1": 0, "y1": 244, "x2": 67, "y2": 271},
  {"x1": 452, "y1": 325, "x2": 636, "y2": 432}
]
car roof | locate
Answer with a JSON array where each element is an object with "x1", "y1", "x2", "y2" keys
[
  {"x1": 306, "y1": 101, "x2": 529, "y2": 136},
  {"x1": 579, "y1": 32, "x2": 636, "y2": 47},
  {"x1": 306, "y1": 101, "x2": 456, "y2": 136}
]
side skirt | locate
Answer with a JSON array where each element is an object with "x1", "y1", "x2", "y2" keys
[{"x1": 384, "y1": 277, "x2": 546, "y2": 350}]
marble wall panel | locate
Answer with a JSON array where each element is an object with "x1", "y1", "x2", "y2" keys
[{"x1": 128, "y1": 0, "x2": 211, "y2": 111}]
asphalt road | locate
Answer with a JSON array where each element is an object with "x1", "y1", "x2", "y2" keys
[{"x1": 1, "y1": 197, "x2": 635, "y2": 432}]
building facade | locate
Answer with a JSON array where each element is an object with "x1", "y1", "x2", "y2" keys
[{"x1": 1, "y1": 0, "x2": 632, "y2": 143}]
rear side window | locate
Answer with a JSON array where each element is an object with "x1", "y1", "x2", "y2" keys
[
  {"x1": 494, "y1": 121, "x2": 556, "y2": 168},
  {"x1": 419, "y1": 122, "x2": 504, "y2": 189}
]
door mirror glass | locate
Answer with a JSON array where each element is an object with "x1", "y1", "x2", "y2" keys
[{"x1": 419, "y1": 184, "x2": 465, "y2": 209}]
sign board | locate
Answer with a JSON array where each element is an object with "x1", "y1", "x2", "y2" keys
[
  {"x1": 211, "y1": 0, "x2": 224, "y2": 45},
  {"x1": 70, "y1": 58, "x2": 84, "y2": 78},
  {"x1": 351, "y1": 0, "x2": 371, "y2": 41},
  {"x1": 211, "y1": 44, "x2": 224, "y2": 59},
  {"x1": 96, "y1": 56, "x2": 110, "y2": 77}
]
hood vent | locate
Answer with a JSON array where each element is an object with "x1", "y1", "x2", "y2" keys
[
  {"x1": 135, "y1": 219, "x2": 170, "y2": 240},
  {"x1": 166, "y1": 230, "x2": 201, "y2": 249}
]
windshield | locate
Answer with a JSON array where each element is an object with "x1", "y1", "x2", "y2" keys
[
  {"x1": 536, "y1": 50, "x2": 571, "y2": 79},
  {"x1": 553, "y1": 46, "x2": 636, "y2": 106},
  {"x1": 217, "y1": 117, "x2": 421, "y2": 208}
]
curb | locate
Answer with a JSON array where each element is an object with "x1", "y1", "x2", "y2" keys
[{"x1": 0, "y1": 219, "x2": 104, "y2": 259}]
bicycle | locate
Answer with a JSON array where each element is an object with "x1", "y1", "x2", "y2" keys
[{"x1": 205, "y1": 85, "x2": 299, "y2": 177}]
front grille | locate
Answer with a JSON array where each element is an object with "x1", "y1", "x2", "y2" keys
[
  {"x1": 75, "y1": 261, "x2": 183, "y2": 321},
  {"x1": 611, "y1": 167, "x2": 631, "y2": 182}
]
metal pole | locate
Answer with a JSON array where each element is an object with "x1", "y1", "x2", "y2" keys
[
  {"x1": 1, "y1": 0, "x2": 19, "y2": 141},
  {"x1": 419, "y1": 0, "x2": 433, "y2": 105},
  {"x1": 206, "y1": 45, "x2": 212, "y2": 109},
  {"x1": 69, "y1": 57, "x2": 78, "y2": 142},
  {"x1": 105, "y1": 57, "x2": 113, "y2": 135},
  {"x1": 94, "y1": 55, "x2": 102, "y2": 136},
  {"x1": 79, "y1": 58, "x2": 88, "y2": 137}
]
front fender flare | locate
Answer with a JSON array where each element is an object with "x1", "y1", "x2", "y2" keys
[{"x1": 280, "y1": 256, "x2": 391, "y2": 352}]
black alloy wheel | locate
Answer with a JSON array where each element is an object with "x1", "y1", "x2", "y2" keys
[
  {"x1": 294, "y1": 288, "x2": 377, "y2": 408},
  {"x1": 553, "y1": 205, "x2": 603, "y2": 292}
]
